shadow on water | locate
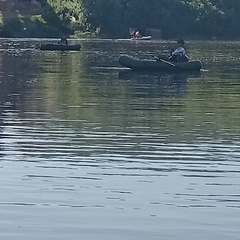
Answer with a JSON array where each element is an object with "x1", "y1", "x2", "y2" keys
[{"x1": 118, "y1": 69, "x2": 202, "y2": 98}]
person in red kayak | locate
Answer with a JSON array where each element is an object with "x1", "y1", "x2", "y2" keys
[{"x1": 134, "y1": 31, "x2": 141, "y2": 38}]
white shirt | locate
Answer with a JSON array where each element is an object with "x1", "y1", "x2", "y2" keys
[{"x1": 172, "y1": 47, "x2": 186, "y2": 57}]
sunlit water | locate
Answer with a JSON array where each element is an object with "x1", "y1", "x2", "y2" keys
[{"x1": 0, "y1": 39, "x2": 240, "y2": 240}]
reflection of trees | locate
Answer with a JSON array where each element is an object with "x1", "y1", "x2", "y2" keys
[
  {"x1": 39, "y1": 51, "x2": 90, "y2": 112},
  {"x1": 0, "y1": 108, "x2": 4, "y2": 158},
  {"x1": 0, "y1": 42, "x2": 42, "y2": 158},
  {"x1": 118, "y1": 70, "x2": 192, "y2": 97},
  {"x1": 0, "y1": 44, "x2": 39, "y2": 108},
  {"x1": 39, "y1": 49, "x2": 240, "y2": 141},
  {"x1": 0, "y1": 40, "x2": 238, "y2": 144}
]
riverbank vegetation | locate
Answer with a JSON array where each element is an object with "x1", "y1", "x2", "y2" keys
[{"x1": 1, "y1": 0, "x2": 240, "y2": 39}]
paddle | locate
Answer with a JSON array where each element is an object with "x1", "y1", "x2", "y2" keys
[
  {"x1": 129, "y1": 28, "x2": 135, "y2": 36},
  {"x1": 158, "y1": 58, "x2": 176, "y2": 67},
  {"x1": 152, "y1": 55, "x2": 176, "y2": 67}
]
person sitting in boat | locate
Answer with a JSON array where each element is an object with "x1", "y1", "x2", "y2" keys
[
  {"x1": 157, "y1": 39, "x2": 189, "y2": 62},
  {"x1": 134, "y1": 31, "x2": 141, "y2": 38},
  {"x1": 60, "y1": 36, "x2": 68, "y2": 45},
  {"x1": 169, "y1": 39, "x2": 189, "y2": 62}
]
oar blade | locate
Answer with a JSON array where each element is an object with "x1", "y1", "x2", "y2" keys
[{"x1": 129, "y1": 28, "x2": 135, "y2": 36}]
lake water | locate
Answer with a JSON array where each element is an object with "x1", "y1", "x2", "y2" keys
[{"x1": 0, "y1": 38, "x2": 240, "y2": 240}]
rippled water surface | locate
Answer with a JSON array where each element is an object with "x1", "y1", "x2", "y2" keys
[{"x1": 0, "y1": 39, "x2": 240, "y2": 240}]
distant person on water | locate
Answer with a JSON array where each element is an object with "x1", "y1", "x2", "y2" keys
[
  {"x1": 134, "y1": 31, "x2": 141, "y2": 38},
  {"x1": 60, "y1": 36, "x2": 68, "y2": 45}
]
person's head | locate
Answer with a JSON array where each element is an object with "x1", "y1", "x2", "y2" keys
[
  {"x1": 177, "y1": 39, "x2": 185, "y2": 46},
  {"x1": 135, "y1": 31, "x2": 141, "y2": 37}
]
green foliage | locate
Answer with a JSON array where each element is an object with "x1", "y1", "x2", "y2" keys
[
  {"x1": 2, "y1": 0, "x2": 240, "y2": 39},
  {"x1": 73, "y1": 0, "x2": 239, "y2": 39},
  {"x1": 47, "y1": 0, "x2": 86, "y2": 31},
  {"x1": 0, "y1": 14, "x2": 70, "y2": 38}
]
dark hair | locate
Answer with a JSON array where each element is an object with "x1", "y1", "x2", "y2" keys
[{"x1": 177, "y1": 39, "x2": 185, "y2": 45}]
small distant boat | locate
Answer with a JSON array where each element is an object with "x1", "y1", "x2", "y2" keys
[
  {"x1": 39, "y1": 43, "x2": 81, "y2": 51},
  {"x1": 119, "y1": 54, "x2": 203, "y2": 72},
  {"x1": 131, "y1": 36, "x2": 152, "y2": 41}
]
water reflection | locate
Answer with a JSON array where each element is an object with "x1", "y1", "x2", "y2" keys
[
  {"x1": 118, "y1": 70, "x2": 202, "y2": 97},
  {"x1": 0, "y1": 39, "x2": 240, "y2": 240},
  {"x1": 0, "y1": 107, "x2": 4, "y2": 158}
]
